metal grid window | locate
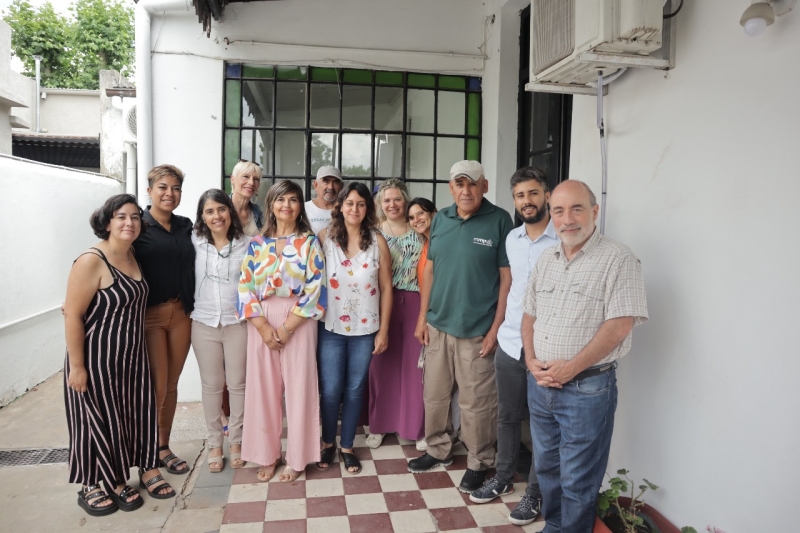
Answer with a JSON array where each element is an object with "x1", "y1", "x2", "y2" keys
[{"x1": 223, "y1": 64, "x2": 482, "y2": 209}]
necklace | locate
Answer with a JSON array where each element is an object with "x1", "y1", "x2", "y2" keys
[
  {"x1": 384, "y1": 221, "x2": 408, "y2": 237},
  {"x1": 111, "y1": 248, "x2": 132, "y2": 264}
]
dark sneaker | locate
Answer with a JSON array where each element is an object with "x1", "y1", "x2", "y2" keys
[
  {"x1": 469, "y1": 476, "x2": 514, "y2": 503},
  {"x1": 407, "y1": 453, "x2": 453, "y2": 473},
  {"x1": 458, "y1": 468, "x2": 488, "y2": 493},
  {"x1": 508, "y1": 493, "x2": 542, "y2": 526}
]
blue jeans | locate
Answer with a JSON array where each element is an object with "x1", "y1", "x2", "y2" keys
[
  {"x1": 527, "y1": 368, "x2": 618, "y2": 533},
  {"x1": 317, "y1": 326, "x2": 375, "y2": 449}
]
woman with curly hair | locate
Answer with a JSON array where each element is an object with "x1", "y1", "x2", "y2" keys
[{"x1": 315, "y1": 182, "x2": 393, "y2": 474}]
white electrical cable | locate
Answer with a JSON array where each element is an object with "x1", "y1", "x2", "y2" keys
[{"x1": 597, "y1": 70, "x2": 608, "y2": 235}]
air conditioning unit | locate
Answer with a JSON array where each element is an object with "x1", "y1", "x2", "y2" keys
[
  {"x1": 122, "y1": 97, "x2": 137, "y2": 144},
  {"x1": 529, "y1": 0, "x2": 668, "y2": 93}
]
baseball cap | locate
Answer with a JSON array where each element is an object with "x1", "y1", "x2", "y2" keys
[
  {"x1": 316, "y1": 166, "x2": 343, "y2": 182},
  {"x1": 449, "y1": 160, "x2": 484, "y2": 182}
]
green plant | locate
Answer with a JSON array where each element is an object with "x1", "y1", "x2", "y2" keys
[{"x1": 596, "y1": 469, "x2": 659, "y2": 533}]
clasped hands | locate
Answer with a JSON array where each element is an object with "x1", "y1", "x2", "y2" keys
[{"x1": 526, "y1": 358, "x2": 577, "y2": 389}]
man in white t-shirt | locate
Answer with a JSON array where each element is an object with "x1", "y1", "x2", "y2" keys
[{"x1": 305, "y1": 166, "x2": 344, "y2": 234}]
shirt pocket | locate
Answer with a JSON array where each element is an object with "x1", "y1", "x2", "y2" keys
[
  {"x1": 570, "y1": 282, "x2": 606, "y2": 323},
  {"x1": 533, "y1": 281, "x2": 557, "y2": 316}
]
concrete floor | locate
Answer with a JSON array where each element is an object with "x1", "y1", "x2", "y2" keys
[{"x1": 0, "y1": 372, "x2": 217, "y2": 533}]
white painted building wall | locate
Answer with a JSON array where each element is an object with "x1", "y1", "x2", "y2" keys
[
  {"x1": 144, "y1": 1, "x2": 799, "y2": 528},
  {"x1": 567, "y1": 1, "x2": 799, "y2": 530},
  {"x1": 0, "y1": 156, "x2": 123, "y2": 406}
]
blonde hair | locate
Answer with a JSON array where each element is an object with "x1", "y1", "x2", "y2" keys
[
  {"x1": 375, "y1": 179, "x2": 410, "y2": 221},
  {"x1": 231, "y1": 160, "x2": 262, "y2": 180}
]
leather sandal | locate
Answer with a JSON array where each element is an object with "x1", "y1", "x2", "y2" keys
[
  {"x1": 158, "y1": 445, "x2": 189, "y2": 475},
  {"x1": 208, "y1": 450, "x2": 224, "y2": 473},
  {"x1": 339, "y1": 450, "x2": 362, "y2": 475},
  {"x1": 138, "y1": 468, "x2": 176, "y2": 499},
  {"x1": 229, "y1": 450, "x2": 244, "y2": 469},
  {"x1": 105, "y1": 483, "x2": 144, "y2": 512},
  {"x1": 77, "y1": 484, "x2": 118, "y2": 516},
  {"x1": 316, "y1": 446, "x2": 336, "y2": 470}
]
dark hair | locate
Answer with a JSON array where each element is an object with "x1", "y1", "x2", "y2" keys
[
  {"x1": 147, "y1": 164, "x2": 184, "y2": 188},
  {"x1": 509, "y1": 167, "x2": 548, "y2": 192},
  {"x1": 89, "y1": 194, "x2": 145, "y2": 240},
  {"x1": 406, "y1": 197, "x2": 437, "y2": 219},
  {"x1": 261, "y1": 180, "x2": 312, "y2": 237},
  {"x1": 194, "y1": 189, "x2": 244, "y2": 244},
  {"x1": 328, "y1": 182, "x2": 378, "y2": 252}
]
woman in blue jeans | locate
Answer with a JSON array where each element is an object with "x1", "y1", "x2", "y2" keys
[{"x1": 316, "y1": 182, "x2": 393, "y2": 474}]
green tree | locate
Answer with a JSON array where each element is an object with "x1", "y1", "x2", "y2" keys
[{"x1": 2, "y1": 0, "x2": 134, "y2": 89}]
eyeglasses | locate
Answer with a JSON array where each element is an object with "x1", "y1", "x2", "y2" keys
[{"x1": 239, "y1": 159, "x2": 261, "y2": 167}]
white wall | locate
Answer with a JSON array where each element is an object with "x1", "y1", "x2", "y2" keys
[
  {"x1": 567, "y1": 1, "x2": 800, "y2": 530},
  {"x1": 38, "y1": 90, "x2": 101, "y2": 137},
  {"x1": 0, "y1": 156, "x2": 123, "y2": 406}
]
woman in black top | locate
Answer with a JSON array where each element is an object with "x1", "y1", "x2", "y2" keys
[{"x1": 133, "y1": 164, "x2": 195, "y2": 476}]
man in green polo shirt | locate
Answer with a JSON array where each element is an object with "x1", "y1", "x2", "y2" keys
[{"x1": 409, "y1": 160, "x2": 513, "y2": 493}]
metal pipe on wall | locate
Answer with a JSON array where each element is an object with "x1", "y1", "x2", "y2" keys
[{"x1": 33, "y1": 55, "x2": 42, "y2": 133}]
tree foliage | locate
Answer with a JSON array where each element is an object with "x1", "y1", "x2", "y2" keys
[{"x1": 2, "y1": 0, "x2": 134, "y2": 89}]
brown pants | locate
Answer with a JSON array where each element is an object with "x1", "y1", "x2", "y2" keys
[
  {"x1": 423, "y1": 325, "x2": 497, "y2": 471},
  {"x1": 145, "y1": 300, "x2": 192, "y2": 445}
]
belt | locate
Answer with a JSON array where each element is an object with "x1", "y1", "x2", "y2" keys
[{"x1": 571, "y1": 361, "x2": 617, "y2": 382}]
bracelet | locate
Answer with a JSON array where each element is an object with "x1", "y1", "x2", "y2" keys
[{"x1": 281, "y1": 324, "x2": 294, "y2": 336}]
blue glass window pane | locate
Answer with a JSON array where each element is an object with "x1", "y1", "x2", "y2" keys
[
  {"x1": 468, "y1": 77, "x2": 482, "y2": 91},
  {"x1": 226, "y1": 63, "x2": 242, "y2": 78}
]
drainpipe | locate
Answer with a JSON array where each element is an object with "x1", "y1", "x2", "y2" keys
[
  {"x1": 126, "y1": 143, "x2": 138, "y2": 195},
  {"x1": 135, "y1": 0, "x2": 193, "y2": 204},
  {"x1": 33, "y1": 55, "x2": 42, "y2": 133}
]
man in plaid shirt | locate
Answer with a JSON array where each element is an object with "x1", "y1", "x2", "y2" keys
[{"x1": 521, "y1": 180, "x2": 648, "y2": 533}]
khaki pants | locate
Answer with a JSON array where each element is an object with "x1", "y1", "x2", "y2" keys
[
  {"x1": 423, "y1": 325, "x2": 497, "y2": 471},
  {"x1": 191, "y1": 321, "x2": 248, "y2": 448},
  {"x1": 145, "y1": 300, "x2": 192, "y2": 445}
]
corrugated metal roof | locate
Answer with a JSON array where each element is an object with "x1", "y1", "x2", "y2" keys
[{"x1": 12, "y1": 134, "x2": 100, "y2": 169}]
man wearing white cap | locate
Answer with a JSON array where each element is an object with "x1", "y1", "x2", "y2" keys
[
  {"x1": 409, "y1": 160, "x2": 513, "y2": 494},
  {"x1": 306, "y1": 166, "x2": 344, "y2": 234}
]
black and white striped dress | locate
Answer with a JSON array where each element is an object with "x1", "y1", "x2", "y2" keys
[{"x1": 64, "y1": 248, "x2": 159, "y2": 487}]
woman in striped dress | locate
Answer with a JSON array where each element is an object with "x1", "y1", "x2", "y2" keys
[
  {"x1": 366, "y1": 180, "x2": 426, "y2": 450},
  {"x1": 64, "y1": 194, "x2": 176, "y2": 517}
]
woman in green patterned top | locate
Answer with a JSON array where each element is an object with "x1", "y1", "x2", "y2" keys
[{"x1": 365, "y1": 180, "x2": 426, "y2": 451}]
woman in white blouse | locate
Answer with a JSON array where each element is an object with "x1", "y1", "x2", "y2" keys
[
  {"x1": 190, "y1": 189, "x2": 251, "y2": 472},
  {"x1": 316, "y1": 182, "x2": 393, "y2": 474}
]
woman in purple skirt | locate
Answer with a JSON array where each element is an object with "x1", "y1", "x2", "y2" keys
[{"x1": 366, "y1": 180, "x2": 426, "y2": 450}]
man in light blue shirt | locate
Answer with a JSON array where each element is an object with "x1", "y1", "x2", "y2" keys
[{"x1": 469, "y1": 167, "x2": 558, "y2": 526}]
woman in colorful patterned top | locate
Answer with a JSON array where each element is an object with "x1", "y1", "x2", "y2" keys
[
  {"x1": 237, "y1": 180, "x2": 326, "y2": 483},
  {"x1": 316, "y1": 183, "x2": 393, "y2": 475},
  {"x1": 366, "y1": 180, "x2": 426, "y2": 450}
]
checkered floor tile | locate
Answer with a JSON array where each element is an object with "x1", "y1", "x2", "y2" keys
[{"x1": 218, "y1": 426, "x2": 544, "y2": 533}]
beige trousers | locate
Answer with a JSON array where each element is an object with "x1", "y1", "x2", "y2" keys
[
  {"x1": 191, "y1": 321, "x2": 248, "y2": 448},
  {"x1": 423, "y1": 325, "x2": 497, "y2": 471}
]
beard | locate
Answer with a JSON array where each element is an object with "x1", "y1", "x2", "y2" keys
[{"x1": 516, "y1": 202, "x2": 547, "y2": 225}]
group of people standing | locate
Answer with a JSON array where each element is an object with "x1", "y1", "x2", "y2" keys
[{"x1": 64, "y1": 157, "x2": 648, "y2": 533}]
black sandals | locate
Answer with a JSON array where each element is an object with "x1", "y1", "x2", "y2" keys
[
  {"x1": 138, "y1": 468, "x2": 177, "y2": 499},
  {"x1": 106, "y1": 484, "x2": 144, "y2": 512},
  {"x1": 77, "y1": 484, "x2": 118, "y2": 516},
  {"x1": 316, "y1": 446, "x2": 336, "y2": 470},
  {"x1": 339, "y1": 450, "x2": 362, "y2": 475},
  {"x1": 158, "y1": 445, "x2": 189, "y2": 475}
]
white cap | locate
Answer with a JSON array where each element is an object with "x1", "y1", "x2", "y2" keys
[
  {"x1": 316, "y1": 166, "x2": 343, "y2": 182},
  {"x1": 449, "y1": 160, "x2": 484, "y2": 182}
]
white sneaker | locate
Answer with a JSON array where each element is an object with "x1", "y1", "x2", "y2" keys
[
  {"x1": 415, "y1": 438, "x2": 427, "y2": 452},
  {"x1": 365, "y1": 433, "x2": 385, "y2": 449}
]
